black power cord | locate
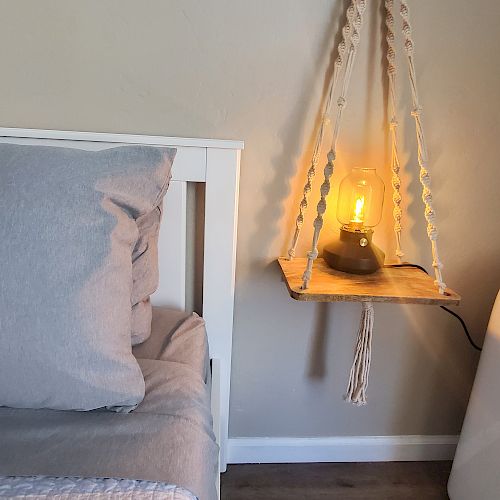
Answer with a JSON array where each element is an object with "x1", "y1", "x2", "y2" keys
[{"x1": 384, "y1": 263, "x2": 483, "y2": 351}]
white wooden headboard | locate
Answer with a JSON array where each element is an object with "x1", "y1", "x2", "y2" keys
[{"x1": 0, "y1": 127, "x2": 243, "y2": 472}]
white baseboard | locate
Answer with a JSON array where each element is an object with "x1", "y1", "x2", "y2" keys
[{"x1": 227, "y1": 435, "x2": 459, "y2": 464}]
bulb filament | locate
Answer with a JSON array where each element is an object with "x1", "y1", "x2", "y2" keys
[{"x1": 352, "y1": 196, "x2": 365, "y2": 223}]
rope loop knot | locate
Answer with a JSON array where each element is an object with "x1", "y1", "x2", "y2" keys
[
  {"x1": 433, "y1": 259, "x2": 444, "y2": 271},
  {"x1": 411, "y1": 106, "x2": 422, "y2": 118},
  {"x1": 307, "y1": 249, "x2": 319, "y2": 260},
  {"x1": 362, "y1": 301, "x2": 374, "y2": 313}
]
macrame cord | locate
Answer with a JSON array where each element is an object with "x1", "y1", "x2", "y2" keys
[
  {"x1": 285, "y1": 0, "x2": 447, "y2": 405},
  {"x1": 400, "y1": 0, "x2": 446, "y2": 294},
  {"x1": 287, "y1": 0, "x2": 359, "y2": 260},
  {"x1": 385, "y1": 0, "x2": 404, "y2": 261},
  {"x1": 345, "y1": 301, "x2": 374, "y2": 405},
  {"x1": 302, "y1": 0, "x2": 367, "y2": 290}
]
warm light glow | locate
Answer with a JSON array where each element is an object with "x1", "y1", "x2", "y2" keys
[
  {"x1": 352, "y1": 196, "x2": 365, "y2": 223},
  {"x1": 336, "y1": 167, "x2": 385, "y2": 230}
]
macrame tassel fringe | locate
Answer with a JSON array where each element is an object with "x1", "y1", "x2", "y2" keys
[{"x1": 345, "y1": 301, "x2": 374, "y2": 406}]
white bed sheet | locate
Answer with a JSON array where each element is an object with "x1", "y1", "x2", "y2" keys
[{"x1": 0, "y1": 476, "x2": 197, "y2": 499}]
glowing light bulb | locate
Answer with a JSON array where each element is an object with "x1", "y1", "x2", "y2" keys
[
  {"x1": 336, "y1": 167, "x2": 384, "y2": 232},
  {"x1": 352, "y1": 196, "x2": 365, "y2": 224}
]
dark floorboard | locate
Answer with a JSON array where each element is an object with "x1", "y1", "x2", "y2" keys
[{"x1": 221, "y1": 462, "x2": 451, "y2": 500}]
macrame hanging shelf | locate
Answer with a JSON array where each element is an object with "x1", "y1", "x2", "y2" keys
[{"x1": 279, "y1": 0, "x2": 460, "y2": 405}]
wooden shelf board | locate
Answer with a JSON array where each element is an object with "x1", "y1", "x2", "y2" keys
[{"x1": 278, "y1": 257, "x2": 460, "y2": 306}]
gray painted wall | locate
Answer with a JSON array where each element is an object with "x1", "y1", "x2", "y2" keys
[{"x1": 2, "y1": 0, "x2": 499, "y2": 437}]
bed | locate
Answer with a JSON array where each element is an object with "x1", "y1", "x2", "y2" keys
[{"x1": 0, "y1": 128, "x2": 243, "y2": 500}]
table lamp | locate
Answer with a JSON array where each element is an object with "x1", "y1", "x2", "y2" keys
[{"x1": 323, "y1": 167, "x2": 385, "y2": 274}]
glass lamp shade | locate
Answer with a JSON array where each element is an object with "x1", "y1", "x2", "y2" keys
[{"x1": 336, "y1": 167, "x2": 385, "y2": 231}]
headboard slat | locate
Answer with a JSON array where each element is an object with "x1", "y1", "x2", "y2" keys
[{"x1": 152, "y1": 180, "x2": 187, "y2": 310}]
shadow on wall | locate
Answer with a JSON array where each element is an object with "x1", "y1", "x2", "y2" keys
[
  {"x1": 272, "y1": 0, "x2": 388, "y2": 382},
  {"x1": 253, "y1": 0, "x2": 396, "y2": 384},
  {"x1": 308, "y1": 302, "x2": 330, "y2": 379},
  {"x1": 246, "y1": 0, "x2": 351, "y2": 270},
  {"x1": 255, "y1": 0, "x2": 352, "y2": 383}
]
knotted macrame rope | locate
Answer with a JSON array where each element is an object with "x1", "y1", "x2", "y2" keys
[
  {"x1": 385, "y1": 0, "x2": 404, "y2": 261},
  {"x1": 302, "y1": 0, "x2": 367, "y2": 289},
  {"x1": 287, "y1": 0, "x2": 358, "y2": 260},
  {"x1": 400, "y1": 0, "x2": 446, "y2": 294},
  {"x1": 345, "y1": 301, "x2": 374, "y2": 405}
]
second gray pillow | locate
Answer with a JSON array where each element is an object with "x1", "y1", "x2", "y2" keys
[{"x1": 131, "y1": 204, "x2": 163, "y2": 345}]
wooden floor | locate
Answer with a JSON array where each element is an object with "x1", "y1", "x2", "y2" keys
[{"x1": 221, "y1": 462, "x2": 451, "y2": 500}]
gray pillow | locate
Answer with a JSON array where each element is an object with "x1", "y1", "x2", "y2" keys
[
  {"x1": 131, "y1": 298, "x2": 153, "y2": 346},
  {"x1": 131, "y1": 204, "x2": 162, "y2": 346},
  {"x1": 0, "y1": 143, "x2": 175, "y2": 412}
]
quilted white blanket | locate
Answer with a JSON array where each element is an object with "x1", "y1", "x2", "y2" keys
[{"x1": 0, "y1": 476, "x2": 197, "y2": 499}]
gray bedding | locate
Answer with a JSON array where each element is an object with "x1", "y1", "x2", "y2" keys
[{"x1": 0, "y1": 308, "x2": 217, "y2": 500}]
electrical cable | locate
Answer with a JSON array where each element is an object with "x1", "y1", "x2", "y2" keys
[{"x1": 384, "y1": 263, "x2": 483, "y2": 351}]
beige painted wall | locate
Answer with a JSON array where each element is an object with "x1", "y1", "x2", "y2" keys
[{"x1": 2, "y1": 0, "x2": 499, "y2": 437}]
